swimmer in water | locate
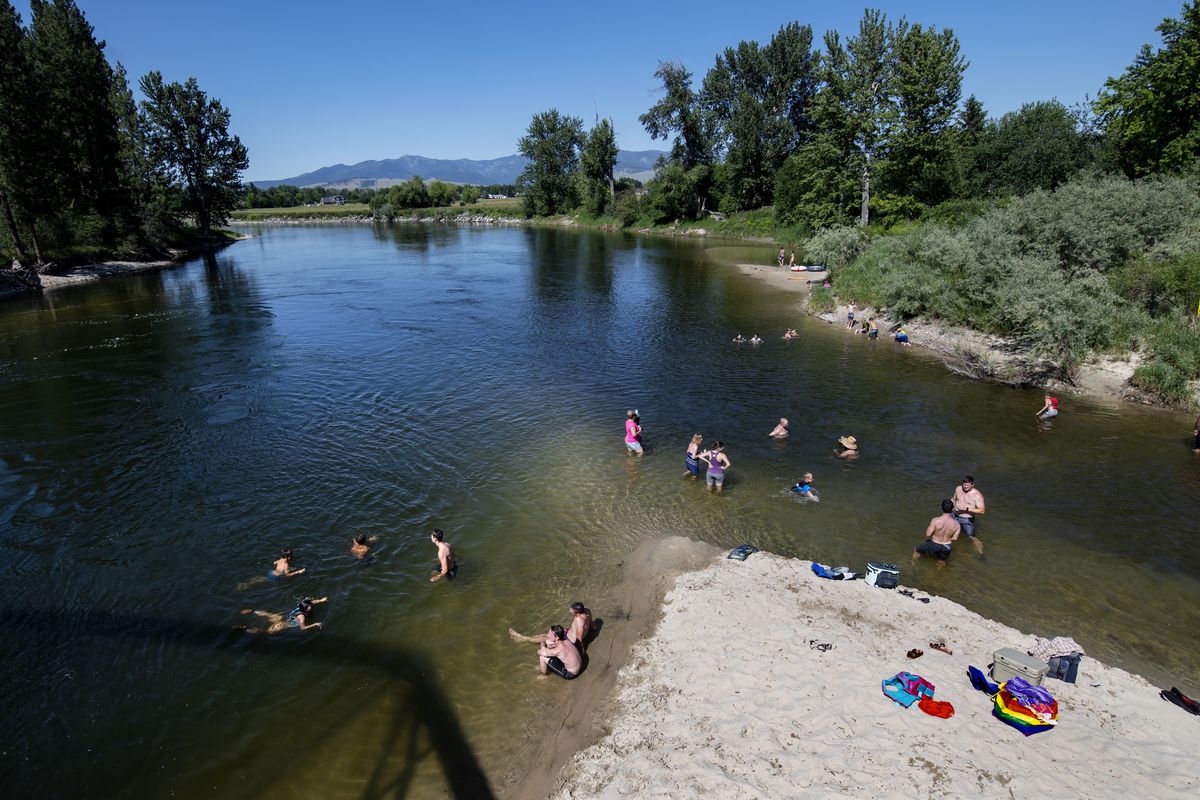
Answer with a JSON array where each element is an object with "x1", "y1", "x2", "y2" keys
[
  {"x1": 238, "y1": 548, "x2": 306, "y2": 590},
  {"x1": 768, "y1": 418, "x2": 789, "y2": 439},
  {"x1": 732, "y1": 334, "x2": 747, "y2": 343},
  {"x1": 790, "y1": 472, "x2": 817, "y2": 500},
  {"x1": 750, "y1": 334, "x2": 763, "y2": 344},
  {"x1": 430, "y1": 529, "x2": 457, "y2": 582},
  {"x1": 350, "y1": 533, "x2": 379, "y2": 559},
  {"x1": 236, "y1": 596, "x2": 327, "y2": 633}
]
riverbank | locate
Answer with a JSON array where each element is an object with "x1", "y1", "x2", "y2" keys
[
  {"x1": 550, "y1": 547, "x2": 1200, "y2": 799},
  {"x1": 0, "y1": 232, "x2": 249, "y2": 301},
  {"x1": 729, "y1": 260, "x2": 1190, "y2": 409}
]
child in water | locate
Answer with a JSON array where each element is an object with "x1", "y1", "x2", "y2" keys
[{"x1": 790, "y1": 472, "x2": 818, "y2": 501}]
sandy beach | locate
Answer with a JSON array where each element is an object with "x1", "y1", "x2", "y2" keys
[{"x1": 549, "y1": 544, "x2": 1199, "y2": 799}]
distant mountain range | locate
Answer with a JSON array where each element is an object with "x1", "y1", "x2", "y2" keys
[{"x1": 250, "y1": 150, "x2": 665, "y2": 189}]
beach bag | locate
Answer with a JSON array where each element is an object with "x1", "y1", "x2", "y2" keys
[{"x1": 1047, "y1": 652, "x2": 1082, "y2": 684}]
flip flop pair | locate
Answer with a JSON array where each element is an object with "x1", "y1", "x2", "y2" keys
[
  {"x1": 907, "y1": 648, "x2": 924, "y2": 659},
  {"x1": 1160, "y1": 687, "x2": 1200, "y2": 715},
  {"x1": 930, "y1": 640, "x2": 953, "y2": 655},
  {"x1": 809, "y1": 640, "x2": 834, "y2": 652}
]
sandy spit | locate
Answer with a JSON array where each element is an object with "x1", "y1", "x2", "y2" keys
[{"x1": 550, "y1": 550, "x2": 1199, "y2": 799}]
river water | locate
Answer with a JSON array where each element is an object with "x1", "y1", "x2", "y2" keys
[{"x1": 2, "y1": 224, "x2": 1198, "y2": 798}]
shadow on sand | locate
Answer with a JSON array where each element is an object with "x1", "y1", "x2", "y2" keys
[{"x1": 0, "y1": 607, "x2": 494, "y2": 800}]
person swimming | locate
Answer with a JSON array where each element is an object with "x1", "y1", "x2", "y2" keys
[
  {"x1": 236, "y1": 596, "x2": 328, "y2": 634},
  {"x1": 430, "y1": 529, "x2": 457, "y2": 581},
  {"x1": 790, "y1": 472, "x2": 817, "y2": 500},
  {"x1": 732, "y1": 334, "x2": 747, "y2": 343},
  {"x1": 238, "y1": 548, "x2": 306, "y2": 590},
  {"x1": 351, "y1": 533, "x2": 379, "y2": 559},
  {"x1": 750, "y1": 334, "x2": 763, "y2": 344},
  {"x1": 768, "y1": 418, "x2": 789, "y2": 439}
]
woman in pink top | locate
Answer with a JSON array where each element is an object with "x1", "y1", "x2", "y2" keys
[{"x1": 625, "y1": 409, "x2": 643, "y2": 456}]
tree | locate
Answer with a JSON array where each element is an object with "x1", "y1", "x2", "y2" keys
[
  {"x1": 971, "y1": 101, "x2": 1090, "y2": 196},
  {"x1": 516, "y1": 109, "x2": 584, "y2": 216},
  {"x1": 640, "y1": 61, "x2": 713, "y2": 169},
  {"x1": 0, "y1": 0, "x2": 31, "y2": 257},
  {"x1": 884, "y1": 22, "x2": 966, "y2": 207},
  {"x1": 138, "y1": 71, "x2": 249, "y2": 238},
  {"x1": 1096, "y1": 0, "x2": 1200, "y2": 175},
  {"x1": 579, "y1": 117, "x2": 619, "y2": 216},
  {"x1": 840, "y1": 9, "x2": 898, "y2": 226}
]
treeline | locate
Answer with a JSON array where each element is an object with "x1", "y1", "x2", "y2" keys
[
  {"x1": 241, "y1": 182, "x2": 521, "y2": 212},
  {"x1": 0, "y1": 0, "x2": 247, "y2": 265}
]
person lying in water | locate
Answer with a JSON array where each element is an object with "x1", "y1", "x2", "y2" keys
[
  {"x1": 237, "y1": 596, "x2": 328, "y2": 633},
  {"x1": 350, "y1": 533, "x2": 379, "y2": 559},
  {"x1": 238, "y1": 548, "x2": 306, "y2": 589},
  {"x1": 509, "y1": 601, "x2": 594, "y2": 651}
]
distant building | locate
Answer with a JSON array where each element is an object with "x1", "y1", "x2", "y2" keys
[
  {"x1": 486, "y1": 194, "x2": 508, "y2": 200},
  {"x1": 319, "y1": 195, "x2": 346, "y2": 205}
]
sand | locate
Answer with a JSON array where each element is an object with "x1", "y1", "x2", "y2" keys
[{"x1": 549, "y1": 547, "x2": 1199, "y2": 799}]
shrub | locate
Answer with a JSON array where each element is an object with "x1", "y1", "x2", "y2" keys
[
  {"x1": 1132, "y1": 361, "x2": 1191, "y2": 403},
  {"x1": 806, "y1": 225, "x2": 870, "y2": 271},
  {"x1": 808, "y1": 285, "x2": 836, "y2": 313}
]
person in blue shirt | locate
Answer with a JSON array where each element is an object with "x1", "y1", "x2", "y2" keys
[{"x1": 790, "y1": 472, "x2": 817, "y2": 500}]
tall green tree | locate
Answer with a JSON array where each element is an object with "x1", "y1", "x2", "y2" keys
[
  {"x1": 579, "y1": 117, "x2": 619, "y2": 216},
  {"x1": 138, "y1": 71, "x2": 249, "y2": 238},
  {"x1": 841, "y1": 9, "x2": 897, "y2": 226},
  {"x1": 884, "y1": 22, "x2": 966, "y2": 207},
  {"x1": 971, "y1": 101, "x2": 1090, "y2": 196},
  {"x1": 1095, "y1": 0, "x2": 1200, "y2": 175},
  {"x1": 640, "y1": 61, "x2": 713, "y2": 169},
  {"x1": 516, "y1": 109, "x2": 584, "y2": 216},
  {"x1": 26, "y1": 0, "x2": 130, "y2": 245},
  {"x1": 0, "y1": 0, "x2": 31, "y2": 257}
]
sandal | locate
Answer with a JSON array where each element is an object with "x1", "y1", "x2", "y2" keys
[
  {"x1": 907, "y1": 648, "x2": 924, "y2": 659},
  {"x1": 930, "y1": 640, "x2": 953, "y2": 655},
  {"x1": 809, "y1": 640, "x2": 834, "y2": 652}
]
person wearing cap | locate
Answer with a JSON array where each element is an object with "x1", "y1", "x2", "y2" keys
[
  {"x1": 836, "y1": 435, "x2": 859, "y2": 458},
  {"x1": 768, "y1": 417, "x2": 789, "y2": 439},
  {"x1": 430, "y1": 529, "x2": 456, "y2": 581},
  {"x1": 537, "y1": 624, "x2": 582, "y2": 679},
  {"x1": 952, "y1": 476, "x2": 986, "y2": 553},
  {"x1": 567, "y1": 602, "x2": 594, "y2": 651}
]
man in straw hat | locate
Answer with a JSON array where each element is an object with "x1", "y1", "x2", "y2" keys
[{"x1": 836, "y1": 435, "x2": 859, "y2": 458}]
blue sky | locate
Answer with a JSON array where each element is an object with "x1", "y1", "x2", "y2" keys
[{"x1": 13, "y1": 0, "x2": 1185, "y2": 181}]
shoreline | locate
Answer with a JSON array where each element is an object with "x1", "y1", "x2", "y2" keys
[
  {"x1": 730, "y1": 261, "x2": 1191, "y2": 411},
  {"x1": 551, "y1": 548, "x2": 1200, "y2": 798},
  {"x1": 0, "y1": 234, "x2": 251, "y2": 302}
]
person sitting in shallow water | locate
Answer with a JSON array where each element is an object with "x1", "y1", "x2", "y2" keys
[
  {"x1": 894, "y1": 327, "x2": 911, "y2": 346},
  {"x1": 237, "y1": 596, "x2": 327, "y2": 633},
  {"x1": 790, "y1": 472, "x2": 817, "y2": 500},
  {"x1": 537, "y1": 625, "x2": 582, "y2": 679},
  {"x1": 768, "y1": 417, "x2": 789, "y2": 439},
  {"x1": 238, "y1": 548, "x2": 306, "y2": 589}
]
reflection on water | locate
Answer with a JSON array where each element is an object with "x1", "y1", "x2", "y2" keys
[{"x1": 1, "y1": 224, "x2": 1199, "y2": 797}]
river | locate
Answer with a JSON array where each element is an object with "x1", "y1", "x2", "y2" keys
[{"x1": 2, "y1": 224, "x2": 1198, "y2": 798}]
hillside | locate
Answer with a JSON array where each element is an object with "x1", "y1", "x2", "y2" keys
[{"x1": 251, "y1": 150, "x2": 664, "y2": 189}]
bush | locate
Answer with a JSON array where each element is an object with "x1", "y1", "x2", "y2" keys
[
  {"x1": 805, "y1": 225, "x2": 870, "y2": 270},
  {"x1": 1132, "y1": 361, "x2": 1191, "y2": 403},
  {"x1": 809, "y1": 285, "x2": 836, "y2": 313}
]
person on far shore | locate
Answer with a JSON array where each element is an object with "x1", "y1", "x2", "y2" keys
[
  {"x1": 537, "y1": 625, "x2": 582, "y2": 679},
  {"x1": 568, "y1": 602, "x2": 594, "y2": 651},
  {"x1": 624, "y1": 409, "x2": 643, "y2": 457},
  {"x1": 777, "y1": 247, "x2": 786, "y2": 267},
  {"x1": 868, "y1": 318, "x2": 879, "y2": 341},
  {"x1": 351, "y1": 533, "x2": 379, "y2": 559},
  {"x1": 788, "y1": 251, "x2": 797, "y2": 268},
  {"x1": 768, "y1": 417, "x2": 789, "y2": 439},
  {"x1": 894, "y1": 327, "x2": 911, "y2": 346},
  {"x1": 1035, "y1": 392, "x2": 1059, "y2": 421},
  {"x1": 952, "y1": 475, "x2": 986, "y2": 554},
  {"x1": 1193, "y1": 415, "x2": 1200, "y2": 453},
  {"x1": 913, "y1": 500, "x2": 962, "y2": 568},
  {"x1": 684, "y1": 433, "x2": 703, "y2": 478},
  {"x1": 835, "y1": 435, "x2": 859, "y2": 459},
  {"x1": 700, "y1": 441, "x2": 731, "y2": 492},
  {"x1": 237, "y1": 596, "x2": 327, "y2": 634},
  {"x1": 846, "y1": 302, "x2": 857, "y2": 330},
  {"x1": 430, "y1": 529, "x2": 457, "y2": 581}
]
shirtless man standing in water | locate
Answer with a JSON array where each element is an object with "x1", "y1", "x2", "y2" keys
[
  {"x1": 913, "y1": 500, "x2": 962, "y2": 568},
  {"x1": 952, "y1": 475, "x2": 987, "y2": 553},
  {"x1": 430, "y1": 529, "x2": 456, "y2": 581}
]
